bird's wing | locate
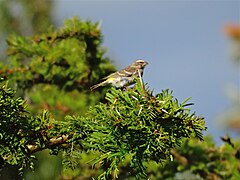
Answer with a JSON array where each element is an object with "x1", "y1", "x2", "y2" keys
[{"x1": 102, "y1": 65, "x2": 136, "y2": 80}]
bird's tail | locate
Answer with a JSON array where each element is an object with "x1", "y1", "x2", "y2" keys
[{"x1": 90, "y1": 81, "x2": 105, "y2": 91}]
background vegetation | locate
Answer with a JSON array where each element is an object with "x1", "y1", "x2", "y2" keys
[{"x1": 0, "y1": 1, "x2": 239, "y2": 179}]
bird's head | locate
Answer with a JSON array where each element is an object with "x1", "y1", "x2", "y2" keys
[{"x1": 133, "y1": 59, "x2": 149, "y2": 69}]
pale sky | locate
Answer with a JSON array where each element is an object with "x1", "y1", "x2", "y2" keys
[{"x1": 53, "y1": 0, "x2": 240, "y2": 144}]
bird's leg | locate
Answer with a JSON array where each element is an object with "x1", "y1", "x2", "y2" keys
[{"x1": 121, "y1": 86, "x2": 128, "y2": 91}]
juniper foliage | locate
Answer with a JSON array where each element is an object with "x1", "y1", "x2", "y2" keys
[{"x1": 0, "y1": 78, "x2": 206, "y2": 179}]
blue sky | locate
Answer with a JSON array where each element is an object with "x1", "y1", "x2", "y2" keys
[{"x1": 53, "y1": 0, "x2": 240, "y2": 144}]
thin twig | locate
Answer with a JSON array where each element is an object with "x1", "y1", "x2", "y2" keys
[
  {"x1": 137, "y1": 69, "x2": 144, "y2": 88},
  {"x1": 26, "y1": 134, "x2": 69, "y2": 153}
]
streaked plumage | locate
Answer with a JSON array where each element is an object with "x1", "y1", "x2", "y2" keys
[{"x1": 90, "y1": 59, "x2": 148, "y2": 91}]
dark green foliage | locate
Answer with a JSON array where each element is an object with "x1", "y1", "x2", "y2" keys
[
  {"x1": 4, "y1": 17, "x2": 114, "y2": 92},
  {"x1": 0, "y1": 78, "x2": 206, "y2": 179},
  {"x1": 0, "y1": 79, "x2": 39, "y2": 171},
  {"x1": 0, "y1": 17, "x2": 117, "y2": 178},
  {"x1": 76, "y1": 80, "x2": 206, "y2": 178},
  {"x1": 150, "y1": 136, "x2": 240, "y2": 180},
  {"x1": 0, "y1": 17, "x2": 115, "y2": 118}
]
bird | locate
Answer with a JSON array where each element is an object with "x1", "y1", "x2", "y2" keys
[{"x1": 90, "y1": 59, "x2": 148, "y2": 91}]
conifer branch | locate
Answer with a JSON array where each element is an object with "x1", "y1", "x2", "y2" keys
[{"x1": 26, "y1": 134, "x2": 69, "y2": 153}]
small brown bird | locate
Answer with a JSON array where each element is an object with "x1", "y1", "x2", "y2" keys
[{"x1": 90, "y1": 59, "x2": 148, "y2": 91}]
